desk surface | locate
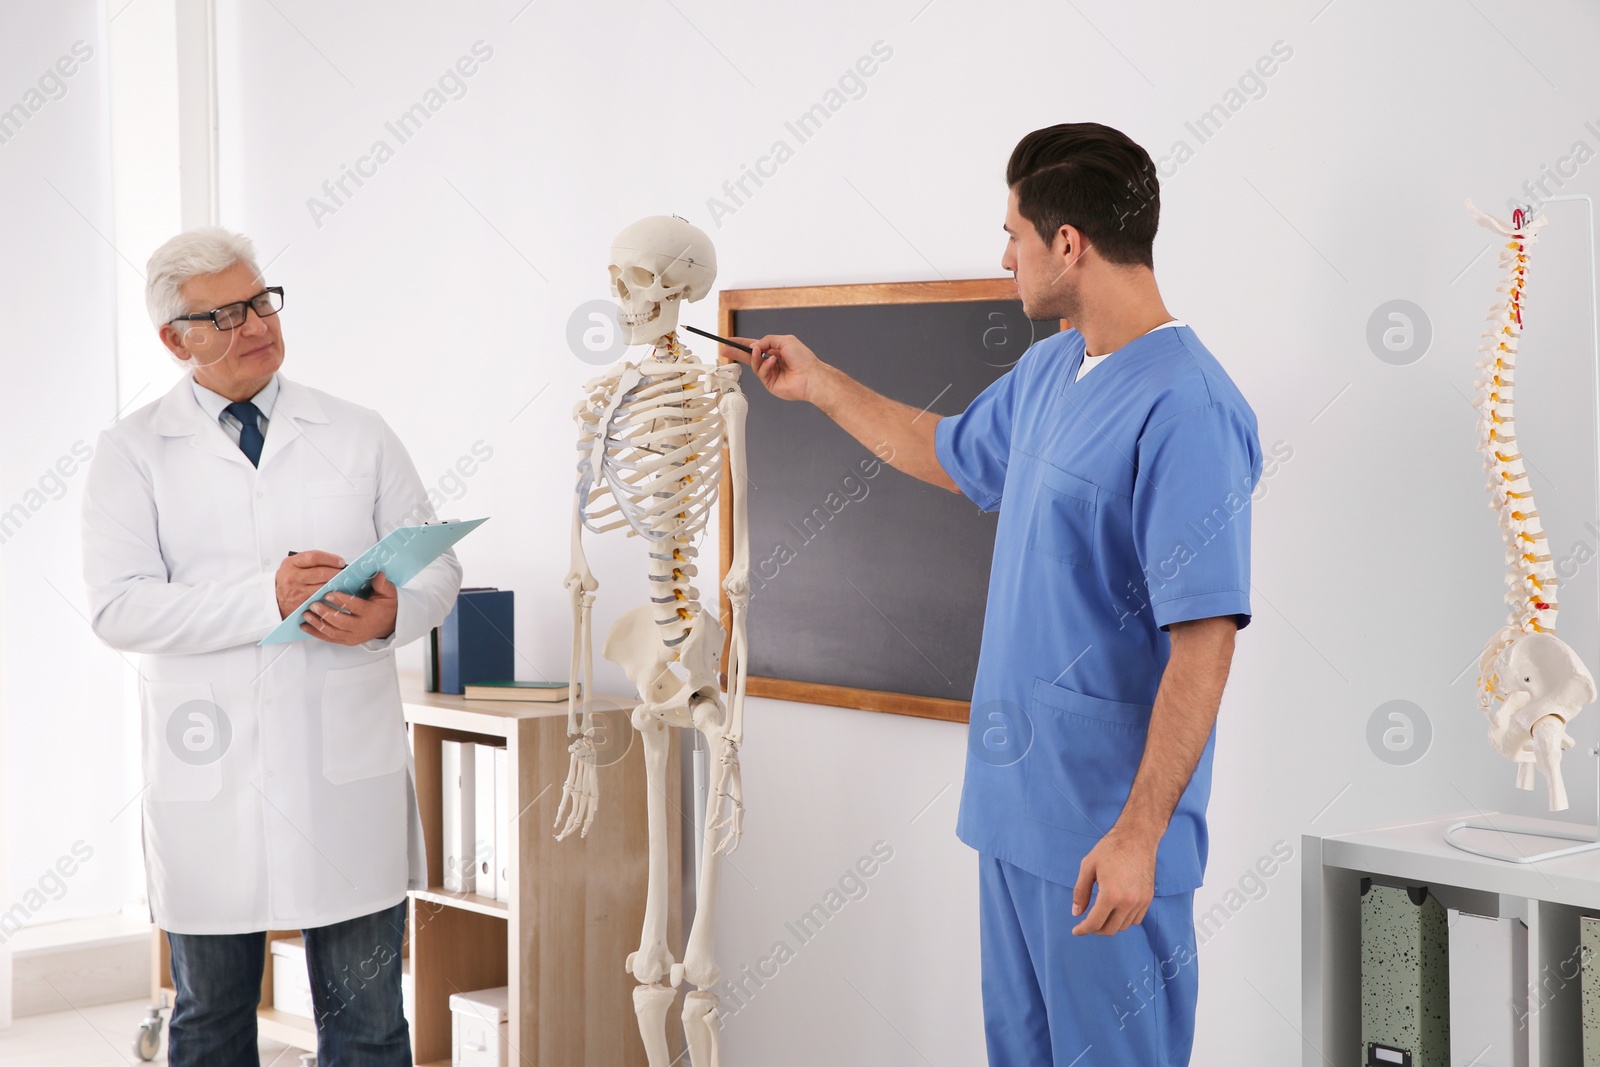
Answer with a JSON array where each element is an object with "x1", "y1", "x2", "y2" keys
[
  {"x1": 1314, "y1": 810, "x2": 1600, "y2": 909},
  {"x1": 399, "y1": 670, "x2": 634, "y2": 722}
]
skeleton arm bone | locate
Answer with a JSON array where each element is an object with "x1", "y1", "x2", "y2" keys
[
  {"x1": 555, "y1": 415, "x2": 604, "y2": 841},
  {"x1": 711, "y1": 388, "x2": 750, "y2": 855}
]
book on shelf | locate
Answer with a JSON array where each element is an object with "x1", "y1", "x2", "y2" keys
[
  {"x1": 437, "y1": 588, "x2": 515, "y2": 695},
  {"x1": 494, "y1": 747, "x2": 509, "y2": 902},
  {"x1": 473, "y1": 743, "x2": 496, "y2": 902},
  {"x1": 441, "y1": 740, "x2": 476, "y2": 894},
  {"x1": 462, "y1": 679, "x2": 574, "y2": 703},
  {"x1": 423, "y1": 626, "x2": 440, "y2": 692}
]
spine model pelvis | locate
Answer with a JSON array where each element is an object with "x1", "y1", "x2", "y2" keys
[{"x1": 1468, "y1": 197, "x2": 1596, "y2": 811}]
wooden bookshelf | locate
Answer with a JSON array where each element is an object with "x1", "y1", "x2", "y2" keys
[
  {"x1": 147, "y1": 673, "x2": 678, "y2": 1067},
  {"x1": 401, "y1": 673, "x2": 680, "y2": 1067}
]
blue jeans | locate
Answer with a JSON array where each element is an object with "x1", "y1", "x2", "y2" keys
[{"x1": 167, "y1": 898, "x2": 410, "y2": 1067}]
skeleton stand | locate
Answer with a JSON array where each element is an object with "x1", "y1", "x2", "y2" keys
[{"x1": 1445, "y1": 747, "x2": 1600, "y2": 863}]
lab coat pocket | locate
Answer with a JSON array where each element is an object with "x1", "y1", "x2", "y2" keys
[
  {"x1": 1022, "y1": 678, "x2": 1151, "y2": 838},
  {"x1": 306, "y1": 477, "x2": 378, "y2": 562},
  {"x1": 142, "y1": 681, "x2": 226, "y2": 803},
  {"x1": 1025, "y1": 466, "x2": 1097, "y2": 568},
  {"x1": 320, "y1": 656, "x2": 406, "y2": 785}
]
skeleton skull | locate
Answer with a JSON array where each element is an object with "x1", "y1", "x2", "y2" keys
[{"x1": 609, "y1": 216, "x2": 718, "y2": 346}]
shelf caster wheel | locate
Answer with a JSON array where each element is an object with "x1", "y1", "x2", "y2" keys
[{"x1": 132, "y1": 1005, "x2": 164, "y2": 1061}]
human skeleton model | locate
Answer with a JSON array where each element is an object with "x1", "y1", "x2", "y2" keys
[
  {"x1": 1469, "y1": 199, "x2": 1597, "y2": 810},
  {"x1": 553, "y1": 215, "x2": 749, "y2": 1067}
]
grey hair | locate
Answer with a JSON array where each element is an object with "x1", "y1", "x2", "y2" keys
[{"x1": 145, "y1": 227, "x2": 262, "y2": 327}]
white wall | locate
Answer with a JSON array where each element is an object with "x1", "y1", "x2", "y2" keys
[
  {"x1": 0, "y1": 0, "x2": 137, "y2": 945},
  {"x1": 1, "y1": 532, "x2": 9, "y2": 1025},
  {"x1": 200, "y1": 0, "x2": 1600, "y2": 1062},
  {"x1": 109, "y1": 0, "x2": 184, "y2": 416}
]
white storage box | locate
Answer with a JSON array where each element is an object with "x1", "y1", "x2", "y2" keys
[
  {"x1": 450, "y1": 986, "x2": 508, "y2": 1067},
  {"x1": 271, "y1": 937, "x2": 416, "y2": 1030},
  {"x1": 402, "y1": 957, "x2": 414, "y2": 1034},
  {"x1": 270, "y1": 937, "x2": 314, "y2": 1019}
]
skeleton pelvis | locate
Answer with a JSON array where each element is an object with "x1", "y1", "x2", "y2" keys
[{"x1": 604, "y1": 603, "x2": 727, "y2": 729}]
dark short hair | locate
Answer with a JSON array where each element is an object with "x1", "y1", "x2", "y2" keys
[{"x1": 1006, "y1": 123, "x2": 1159, "y2": 268}]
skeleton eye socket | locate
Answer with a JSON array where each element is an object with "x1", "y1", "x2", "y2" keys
[{"x1": 625, "y1": 265, "x2": 656, "y2": 289}]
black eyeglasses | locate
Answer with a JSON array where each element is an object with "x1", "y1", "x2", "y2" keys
[{"x1": 170, "y1": 287, "x2": 285, "y2": 331}]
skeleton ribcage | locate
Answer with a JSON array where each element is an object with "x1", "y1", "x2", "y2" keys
[{"x1": 577, "y1": 362, "x2": 727, "y2": 651}]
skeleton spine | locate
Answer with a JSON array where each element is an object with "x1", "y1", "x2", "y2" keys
[
  {"x1": 647, "y1": 334, "x2": 706, "y2": 652},
  {"x1": 1473, "y1": 204, "x2": 1556, "y2": 706}
]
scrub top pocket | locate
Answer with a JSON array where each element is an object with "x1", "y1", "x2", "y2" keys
[
  {"x1": 1022, "y1": 677, "x2": 1152, "y2": 839},
  {"x1": 1024, "y1": 465, "x2": 1098, "y2": 568}
]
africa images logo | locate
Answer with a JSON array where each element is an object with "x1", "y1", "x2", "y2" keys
[{"x1": 166, "y1": 699, "x2": 232, "y2": 766}]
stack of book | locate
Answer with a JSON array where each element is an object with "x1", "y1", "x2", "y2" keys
[
  {"x1": 462, "y1": 680, "x2": 573, "y2": 702},
  {"x1": 425, "y1": 587, "x2": 515, "y2": 695}
]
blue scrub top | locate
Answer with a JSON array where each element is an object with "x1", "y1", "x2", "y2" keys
[{"x1": 935, "y1": 324, "x2": 1260, "y2": 894}]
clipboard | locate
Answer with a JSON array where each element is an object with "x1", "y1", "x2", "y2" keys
[{"x1": 260, "y1": 517, "x2": 488, "y2": 645}]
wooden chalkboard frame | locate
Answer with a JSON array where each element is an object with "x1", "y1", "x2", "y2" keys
[{"x1": 716, "y1": 279, "x2": 1067, "y2": 724}]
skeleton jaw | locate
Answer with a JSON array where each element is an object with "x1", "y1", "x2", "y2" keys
[
  {"x1": 619, "y1": 308, "x2": 657, "y2": 326},
  {"x1": 619, "y1": 294, "x2": 683, "y2": 326},
  {"x1": 618, "y1": 293, "x2": 684, "y2": 344}
]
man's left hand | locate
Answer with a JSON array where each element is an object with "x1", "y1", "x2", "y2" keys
[
  {"x1": 300, "y1": 571, "x2": 398, "y2": 645},
  {"x1": 1071, "y1": 823, "x2": 1161, "y2": 936}
]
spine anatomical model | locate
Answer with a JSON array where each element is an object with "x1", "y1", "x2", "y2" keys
[
  {"x1": 555, "y1": 215, "x2": 749, "y2": 1067},
  {"x1": 1469, "y1": 198, "x2": 1596, "y2": 810}
]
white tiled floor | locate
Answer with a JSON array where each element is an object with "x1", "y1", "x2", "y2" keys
[{"x1": 0, "y1": 998, "x2": 301, "y2": 1066}]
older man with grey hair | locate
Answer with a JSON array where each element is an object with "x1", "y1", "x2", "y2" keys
[{"x1": 80, "y1": 227, "x2": 462, "y2": 1066}]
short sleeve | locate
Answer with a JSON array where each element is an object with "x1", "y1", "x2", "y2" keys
[
  {"x1": 1132, "y1": 403, "x2": 1261, "y2": 629},
  {"x1": 935, "y1": 367, "x2": 1020, "y2": 513}
]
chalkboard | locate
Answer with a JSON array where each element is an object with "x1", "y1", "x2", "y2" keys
[{"x1": 715, "y1": 281, "x2": 1064, "y2": 722}]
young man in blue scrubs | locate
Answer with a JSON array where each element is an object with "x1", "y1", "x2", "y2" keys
[{"x1": 725, "y1": 122, "x2": 1259, "y2": 1065}]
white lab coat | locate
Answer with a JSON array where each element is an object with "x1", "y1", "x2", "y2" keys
[{"x1": 81, "y1": 372, "x2": 462, "y2": 934}]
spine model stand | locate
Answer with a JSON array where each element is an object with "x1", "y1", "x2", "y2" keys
[
  {"x1": 1469, "y1": 198, "x2": 1596, "y2": 810},
  {"x1": 555, "y1": 215, "x2": 749, "y2": 1067}
]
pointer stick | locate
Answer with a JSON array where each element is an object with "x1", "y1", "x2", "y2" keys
[{"x1": 680, "y1": 324, "x2": 770, "y2": 358}]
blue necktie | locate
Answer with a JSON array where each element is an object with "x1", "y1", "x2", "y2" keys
[{"x1": 224, "y1": 400, "x2": 264, "y2": 467}]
